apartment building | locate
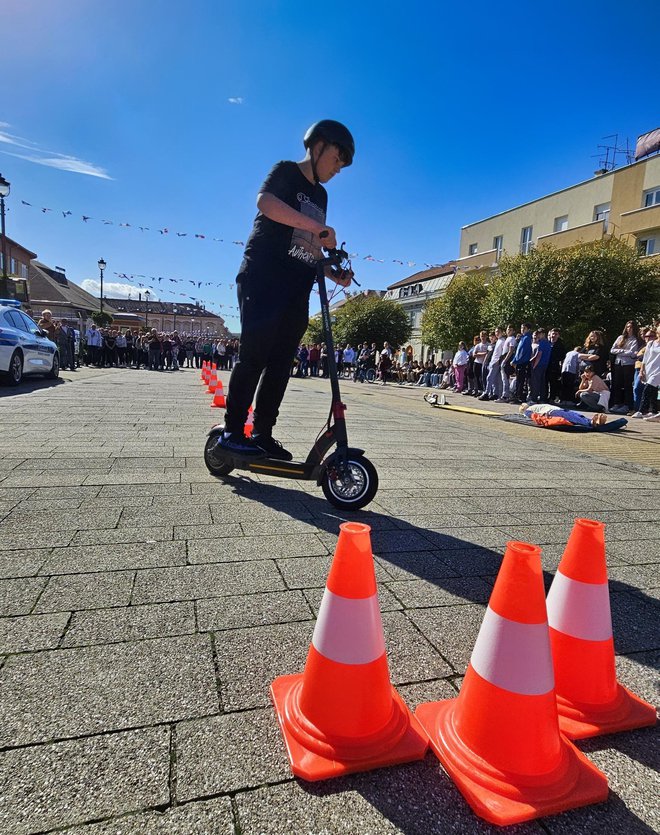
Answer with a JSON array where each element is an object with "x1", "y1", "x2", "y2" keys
[{"x1": 457, "y1": 153, "x2": 660, "y2": 271}]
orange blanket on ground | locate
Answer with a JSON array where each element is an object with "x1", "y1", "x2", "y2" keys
[{"x1": 530, "y1": 413, "x2": 573, "y2": 428}]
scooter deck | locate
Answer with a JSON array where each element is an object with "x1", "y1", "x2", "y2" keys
[{"x1": 217, "y1": 450, "x2": 318, "y2": 480}]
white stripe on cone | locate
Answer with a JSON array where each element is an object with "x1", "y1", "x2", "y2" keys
[
  {"x1": 470, "y1": 607, "x2": 555, "y2": 696},
  {"x1": 312, "y1": 588, "x2": 386, "y2": 665},
  {"x1": 546, "y1": 571, "x2": 613, "y2": 642}
]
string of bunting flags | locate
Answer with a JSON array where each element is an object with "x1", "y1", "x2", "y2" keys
[
  {"x1": 110, "y1": 271, "x2": 240, "y2": 316},
  {"x1": 18, "y1": 197, "x2": 443, "y2": 269}
]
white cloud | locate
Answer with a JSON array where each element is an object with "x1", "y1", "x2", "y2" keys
[
  {"x1": 0, "y1": 126, "x2": 112, "y2": 179},
  {"x1": 228, "y1": 97, "x2": 244, "y2": 105},
  {"x1": 81, "y1": 279, "x2": 158, "y2": 300}
]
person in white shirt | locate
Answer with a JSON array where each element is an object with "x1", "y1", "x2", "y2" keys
[
  {"x1": 481, "y1": 327, "x2": 506, "y2": 400},
  {"x1": 452, "y1": 342, "x2": 469, "y2": 392},
  {"x1": 498, "y1": 325, "x2": 517, "y2": 402},
  {"x1": 633, "y1": 328, "x2": 660, "y2": 421},
  {"x1": 85, "y1": 324, "x2": 103, "y2": 366}
]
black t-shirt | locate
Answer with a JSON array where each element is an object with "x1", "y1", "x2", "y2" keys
[{"x1": 239, "y1": 161, "x2": 328, "y2": 294}]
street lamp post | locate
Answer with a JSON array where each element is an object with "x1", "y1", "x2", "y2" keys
[
  {"x1": 172, "y1": 305, "x2": 178, "y2": 332},
  {"x1": 97, "y1": 258, "x2": 106, "y2": 314},
  {"x1": 191, "y1": 319, "x2": 195, "y2": 336},
  {"x1": 0, "y1": 173, "x2": 11, "y2": 298},
  {"x1": 144, "y1": 290, "x2": 150, "y2": 330}
]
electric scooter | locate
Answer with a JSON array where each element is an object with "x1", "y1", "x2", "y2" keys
[{"x1": 203, "y1": 240, "x2": 379, "y2": 511}]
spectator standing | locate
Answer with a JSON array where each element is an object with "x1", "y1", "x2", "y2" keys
[
  {"x1": 116, "y1": 330, "x2": 127, "y2": 367},
  {"x1": 103, "y1": 329, "x2": 118, "y2": 368},
  {"x1": 632, "y1": 330, "x2": 653, "y2": 412},
  {"x1": 498, "y1": 325, "x2": 517, "y2": 402},
  {"x1": 452, "y1": 341, "x2": 469, "y2": 392},
  {"x1": 530, "y1": 328, "x2": 552, "y2": 403},
  {"x1": 546, "y1": 327, "x2": 566, "y2": 402},
  {"x1": 481, "y1": 327, "x2": 505, "y2": 401},
  {"x1": 309, "y1": 343, "x2": 320, "y2": 377},
  {"x1": 85, "y1": 324, "x2": 102, "y2": 366},
  {"x1": 511, "y1": 323, "x2": 533, "y2": 402},
  {"x1": 147, "y1": 329, "x2": 162, "y2": 370},
  {"x1": 578, "y1": 330, "x2": 608, "y2": 378},
  {"x1": 185, "y1": 336, "x2": 195, "y2": 368},
  {"x1": 343, "y1": 344, "x2": 355, "y2": 374},
  {"x1": 560, "y1": 346, "x2": 581, "y2": 403},
  {"x1": 38, "y1": 310, "x2": 56, "y2": 341},
  {"x1": 609, "y1": 320, "x2": 642, "y2": 414},
  {"x1": 633, "y1": 328, "x2": 660, "y2": 420}
]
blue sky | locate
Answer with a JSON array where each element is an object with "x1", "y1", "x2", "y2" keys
[{"x1": 1, "y1": 0, "x2": 658, "y2": 328}]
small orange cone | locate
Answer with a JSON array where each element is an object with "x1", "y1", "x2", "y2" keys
[
  {"x1": 415, "y1": 541, "x2": 608, "y2": 826},
  {"x1": 271, "y1": 522, "x2": 428, "y2": 781},
  {"x1": 201, "y1": 361, "x2": 209, "y2": 384},
  {"x1": 210, "y1": 379, "x2": 226, "y2": 408},
  {"x1": 244, "y1": 405, "x2": 254, "y2": 437},
  {"x1": 206, "y1": 366, "x2": 218, "y2": 394},
  {"x1": 547, "y1": 518, "x2": 656, "y2": 739}
]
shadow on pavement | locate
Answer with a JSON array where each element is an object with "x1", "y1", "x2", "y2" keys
[
  {"x1": 0, "y1": 376, "x2": 66, "y2": 397},
  {"x1": 220, "y1": 475, "x2": 660, "y2": 678}
]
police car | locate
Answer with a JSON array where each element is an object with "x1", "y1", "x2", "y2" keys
[{"x1": 0, "y1": 299, "x2": 59, "y2": 385}]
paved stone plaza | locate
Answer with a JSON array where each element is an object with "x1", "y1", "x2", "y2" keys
[{"x1": 0, "y1": 367, "x2": 657, "y2": 834}]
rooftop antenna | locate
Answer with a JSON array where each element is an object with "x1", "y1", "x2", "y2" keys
[{"x1": 592, "y1": 134, "x2": 635, "y2": 174}]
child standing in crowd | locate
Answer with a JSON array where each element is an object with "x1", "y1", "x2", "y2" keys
[{"x1": 452, "y1": 342, "x2": 469, "y2": 392}]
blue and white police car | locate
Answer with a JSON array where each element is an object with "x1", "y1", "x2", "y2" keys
[{"x1": 0, "y1": 299, "x2": 59, "y2": 385}]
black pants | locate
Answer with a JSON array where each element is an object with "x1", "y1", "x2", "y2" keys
[
  {"x1": 611, "y1": 363, "x2": 635, "y2": 409},
  {"x1": 515, "y1": 362, "x2": 530, "y2": 401},
  {"x1": 639, "y1": 383, "x2": 658, "y2": 414},
  {"x1": 225, "y1": 281, "x2": 309, "y2": 436}
]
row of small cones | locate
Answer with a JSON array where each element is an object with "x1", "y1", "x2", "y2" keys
[
  {"x1": 201, "y1": 360, "x2": 254, "y2": 434},
  {"x1": 270, "y1": 518, "x2": 656, "y2": 826}
]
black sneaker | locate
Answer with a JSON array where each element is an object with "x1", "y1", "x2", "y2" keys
[
  {"x1": 252, "y1": 434, "x2": 294, "y2": 461},
  {"x1": 218, "y1": 432, "x2": 265, "y2": 457}
]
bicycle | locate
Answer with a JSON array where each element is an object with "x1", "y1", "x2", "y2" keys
[{"x1": 353, "y1": 363, "x2": 376, "y2": 383}]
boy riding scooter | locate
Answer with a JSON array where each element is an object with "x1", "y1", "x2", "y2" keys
[{"x1": 217, "y1": 120, "x2": 355, "y2": 461}]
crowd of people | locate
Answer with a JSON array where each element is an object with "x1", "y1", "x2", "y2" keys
[
  {"x1": 439, "y1": 320, "x2": 660, "y2": 421},
  {"x1": 292, "y1": 320, "x2": 660, "y2": 422},
  {"x1": 36, "y1": 309, "x2": 239, "y2": 373}
]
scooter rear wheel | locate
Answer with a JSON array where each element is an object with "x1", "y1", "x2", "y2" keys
[
  {"x1": 321, "y1": 454, "x2": 378, "y2": 510},
  {"x1": 204, "y1": 433, "x2": 234, "y2": 477}
]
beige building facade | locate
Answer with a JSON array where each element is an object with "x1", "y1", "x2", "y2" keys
[{"x1": 457, "y1": 154, "x2": 660, "y2": 270}]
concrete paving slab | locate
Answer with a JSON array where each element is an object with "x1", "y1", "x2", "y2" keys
[
  {"x1": 71, "y1": 525, "x2": 175, "y2": 546},
  {"x1": 59, "y1": 797, "x2": 235, "y2": 834},
  {"x1": 173, "y1": 522, "x2": 244, "y2": 540},
  {"x1": 0, "y1": 548, "x2": 50, "y2": 579},
  {"x1": 0, "y1": 611, "x2": 69, "y2": 654},
  {"x1": 62, "y1": 602, "x2": 196, "y2": 647},
  {"x1": 189, "y1": 533, "x2": 329, "y2": 564},
  {"x1": 197, "y1": 590, "x2": 312, "y2": 631},
  {"x1": 0, "y1": 727, "x2": 170, "y2": 834},
  {"x1": 0, "y1": 576, "x2": 47, "y2": 616},
  {"x1": 384, "y1": 576, "x2": 493, "y2": 608},
  {"x1": 212, "y1": 622, "x2": 310, "y2": 710},
  {"x1": 42, "y1": 541, "x2": 186, "y2": 574},
  {"x1": 176, "y1": 708, "x2": 290, "y2": 799},
  {"x1": 408, "y1": 604, "x2": 487, "y2": 673},
  {"x1": 132, "y1": 560, "x2": 285, "y2": 604},
  {"x1": 34, "y1": 570, "x2": 135, "y2": 612},
  {"x1": 0, "y1": 634, "x2": 217, "y2": 747}
]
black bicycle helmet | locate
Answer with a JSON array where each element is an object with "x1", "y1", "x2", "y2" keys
[{"x1": 303, "y1": 120, "x2": 355, "y2": 167}]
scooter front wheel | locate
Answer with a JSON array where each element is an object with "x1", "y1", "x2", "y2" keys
[
  {"x1": 321, "y1": 454, "x2": 379, "y2": 511},
  {"x1": 204, "y1": 433, "x2": 234, "y2": 477}
]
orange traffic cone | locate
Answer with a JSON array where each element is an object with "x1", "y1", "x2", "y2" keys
[
  {"x1": 415, "y1": 541, "x2": 608, "y2": 826},
  {"x1": 201, "y1": 361, "x2": 209, "y2": 384},
  {"x1": 210, "y1": 379, "x2": 226, "y2": 408},
  {"x1": 206, "y1": 366, "x2": 218, "y2": 394},
  {"x1": 547, "y1": 518, "x2": 656, "y2": 739},
  {"x1": 271, "y1": 522, "x2": 428, "y2": 781},
  {"x1": 244, "y1": 405, "x2": 254, "y2": 437}
]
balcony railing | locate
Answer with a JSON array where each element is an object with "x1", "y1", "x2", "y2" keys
[
  {"x1": 536, "y1": 219, "x2": 606, "y2": 248},
  {"x1": 619, "y1": 203, "x2": 660, "y2": 236}
]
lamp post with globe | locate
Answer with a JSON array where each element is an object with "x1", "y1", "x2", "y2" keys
[{"x1": 0, "y1": 173, "x2": 11, "y2": 298}]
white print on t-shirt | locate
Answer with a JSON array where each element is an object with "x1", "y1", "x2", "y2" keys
[{"x1": 288, "y1": 192, "x2": 326, "y2": 266}]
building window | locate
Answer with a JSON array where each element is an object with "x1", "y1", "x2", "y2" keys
[
  {"x1": 637, "y1": 237, "x2": 656, "y2": 257},
  {"x1": 493, "y1": 235, "x2": 503, "y2": 256},
  {"x1": 469, "y1": 243, "x2": 478, "y2": 255},
  {"x1": 594, "y1": 202, "x2": 610, "y2": 230},
  {"x1": 20, "y1": 263, "x2": 28, "y2": 278},
  {"x1": 553, "y1": 215, "x2": 568, "y2": 233},
  {"x1": 643, "y1": 187, "x2": 660, "y2": 207},
  {"x1": 520, "y1": 226, "x2": 533, "y2": 255}
]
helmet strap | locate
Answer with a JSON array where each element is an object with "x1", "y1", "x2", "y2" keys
[{"x1": 311, "y1": 141, "x2": 327, "y2": 184}]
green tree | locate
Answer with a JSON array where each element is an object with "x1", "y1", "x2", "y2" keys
[
  {"x1": 307, "y1": 294, "x2": 411, "y2": 349},
  {"x1": 482, "y1": 238, "x2": 660, "y2": 345},
  {"x1": 91, "y1": 310, "x2": 113, "y2": 328},
  {"x1": 421, "y1": 269, "x2": 489, "y2": 350},
  {"x1": 303, "y1": 313, "x2": 324, "y2": 346}
]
